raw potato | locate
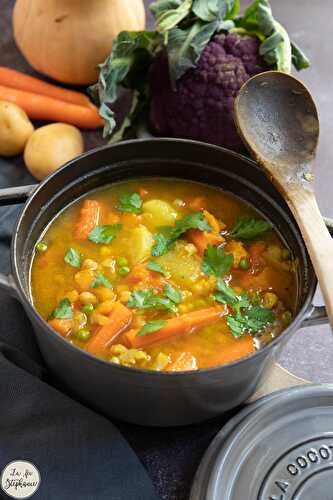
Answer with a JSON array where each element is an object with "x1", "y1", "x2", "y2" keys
[
  {"x1": 127, "y1": 225, "x2": 153, "y2": 264},
  {"x1": 142, "y1": 199, "x2": 178, "y2": 228},
  {"x1": 0, "y1": 100, "x2": 34, "y2": 156},
  {"x1": 24, "y1": 123, "x2": 84, "y2": 180}
]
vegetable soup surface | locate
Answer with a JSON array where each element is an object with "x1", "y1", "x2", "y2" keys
[{"x1": 30, "y1": 179, "x2": 297, "y2": 372}]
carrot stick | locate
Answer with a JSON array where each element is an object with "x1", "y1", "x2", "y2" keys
[
  {"x1": 48, "y1": 319, "x2": 73, "y2": 337},
  {"x1": 186, "y1": 229, "x2": 224, "y2": 256},
  {"x1": 208, "y1": 336, "x2": 255, "y2": 366},
  {"x1": 74, "y1": 200, "x2": 101, "y2": 240},
  {"x1": 86, "y1": 302, "x2": 132, "y2": 356},
  {"x1": 0, "y1": 85, "x2": 103, "y2": 129},
  {"x1": 124, "y1": 306, "x2": 226, "y2": 349},
  {"x1": 0, "y1": 67, "x2": 92, "y2": 107},
  {"x1": 166, "y1": 352, "x2": 197, "y2": 372}
]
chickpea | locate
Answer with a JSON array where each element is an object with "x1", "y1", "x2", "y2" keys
[
  {"x1": 74, "y1": 269, "x2": 95, "y2": 291},
  {"x1": 93, "y1": 287, "x2": 115, "y2": 302},
  {"x1": 119, "y1": 290, "x2": 131, "y2": 303},
  {"x1": 65, "y1": 290, "x2": 79, "y2": 303},
  {"x1": 82, "y1": 259, "x2": 98, "y2": 271},
  {"x1": 96, "y1": 300, "x2": 116, "y2": 314},
  {"x1": 79, "y1": 291, "x2": 97, "y2": 305},
  {"x1": 90, "y1": 312, "x2": 110, "y2": 326},
  {"x1": 263, "y1": 292, "x2": 278, "y2": 309}
]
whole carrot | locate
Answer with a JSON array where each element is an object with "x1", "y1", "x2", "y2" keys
[
  {"x1": 0, "y1": 85, "x2": 103, "y2": 129},
  {"x1": 0, "y1": 67, "x2": 92, "y2": 107}
]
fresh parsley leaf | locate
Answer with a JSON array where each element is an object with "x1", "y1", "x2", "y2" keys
[
  {"x1": 90, "y1": 273, "x2": 113, "y2": 289},
  {"x1": 88, "y1": 224, "x2": 122, "y2": 244},
  {"x1": 146, "y1": 261, "x2": 170, "y2": 277},
  {"x1": 116, "y1": 192, "x2": 143, "y2": 213},
  {"x1": 164, "y1": 283, "x2": 182, "y2": 304},
  {"x1": 213, "y1": 279, "x2": 249, "y2": 313},
  {"x1": 64, "y1": 248, "x2": 81, "y2": 268},
  {"x1": 152, "y1": 211, "x2": 212, "y2": 256},
  {"x1": 202, "y1": 245, "x2": 233, "y2": 278},
  {"x1": 49, "y1": 298, "x2": 73, "y2": 320},
  {"x1": 127, "y1": 288, "x2": 177, "y2": 312},
  {"x1": 137, "y1": 319, "x2": 168, "y2": 337},
  {"x1": 227, "y1": 306, "x2": 274, "y2": 338},
  {"x1": 229, "y1": 217, "x2": 272, "y2": 240}
]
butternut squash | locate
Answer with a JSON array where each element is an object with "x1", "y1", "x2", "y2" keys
[{"x1": 13, "y1": 0, "x2": 145, "y2": 85}]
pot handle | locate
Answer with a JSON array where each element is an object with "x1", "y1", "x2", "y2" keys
[
  {"x1": 0, "y1": 184, "x2": 36, "y2": 297},
  {"x1": 0, "y1": 184, "x2": 36, "y2": 206}
]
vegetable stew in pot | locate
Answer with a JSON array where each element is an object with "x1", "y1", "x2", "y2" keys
[{"x1": 30, "y1": 179, "x2": 297, "y2": 372}]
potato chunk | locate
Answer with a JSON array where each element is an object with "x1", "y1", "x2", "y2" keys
[
  {"x1": 142, "y1": 199, "x2": 178, "y2": 228},
  {"x1": 156, "y1": 241, "x2": 202, "y2": 287},
  {"x1": 128, "y1": 225, "x2": 153, "y2": 264}
]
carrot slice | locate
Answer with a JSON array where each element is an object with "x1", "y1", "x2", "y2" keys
[
  {"x1": 0, "y1": 85, "x2": 103, "y2": 129},
  {"x1": 74, "y1": 200, "x2": 101, "y2": 240},
  {"x1": 186, "y1": 229, "x2": 224, "y2": 256},
  {"x1": 86, "y1": 302, "x2": 132, "y2": 356},
  {"x1": 124, "y1": 306, "x2": 226, "y2": 349},
  {"x1": 208, "y1": 336, "x2": 255, "y2": 366},
  {"x1": 166, "y1": 352, "x2": 197, "y2": 372},
  {"x1": 48, "y1": 319, "x2": 73, "y2": 337},
  {"x1": 0, "y1": 67, "x2": 92, "y2": 107}
]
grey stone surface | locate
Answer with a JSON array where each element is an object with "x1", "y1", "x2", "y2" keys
[{"x1": 1, "y1": 1, "x2": 333, "y2": 499}]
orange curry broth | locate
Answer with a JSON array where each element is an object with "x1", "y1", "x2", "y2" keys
[{"x1": 30, "y1": 178, "x2": 297, "y2": 371}]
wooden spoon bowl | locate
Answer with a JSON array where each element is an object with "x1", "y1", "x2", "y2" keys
[{"x1": 234, "y1": 71, "x2": 333, "y2": 329}]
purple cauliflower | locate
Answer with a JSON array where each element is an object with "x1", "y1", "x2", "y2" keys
[
  {"x1": 149, "y1": 33, "x2": 267, "y2": 150},
  {"x1": 92, "y1": 0, "x2": 309, "y2": 150}
]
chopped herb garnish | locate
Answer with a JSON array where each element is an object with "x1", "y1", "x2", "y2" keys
[
  {"x1": 64, "y1": 247, "x2": 81, "y2": 268},
  {"x1": 137, "y1": 319, "x2": 168, "y2": 337},
  {"x1": 227, "y1": 306, "x2": 274, "y2": 338},
  {"x1": 116, "y1": 192, "x2": 143, "y2": 213},
  {"x1": 88, "y1": 224, "x2": 122, "y2": 244},
  {"x1": 147, "y1": 260, "x2": 170, "y2": 277},
  {"x1": 229, "y1": 217, "x2": 272, "y2": 240},
  {"x1": 213, "y1": 279, "x2": 249, "y2": 314},
  {"x1": 202, "y1": 244, "x2": 233, "y2": 278},
  {"x1": 127, "y1": 288, "x2": 177, "y2": 312},
  {"x1": 152, "y1": 211, "x2": 212, "y2": 256},
  {"x1": 49, "y1": 298, "x2": 73, "y2": 320},
  {"x1": 90, "y1": 273, "x2": 113, "y2": 289},
  {"x1": 164, "y1": 283, "x2": 182, "y2": 304}
]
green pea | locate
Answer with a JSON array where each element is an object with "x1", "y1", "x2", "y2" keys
[
  {"x1": 118, "y1": 266, "x2": 130, "y2": 276},
  {"x1": 36, "y1": 241, "x2": 48, "y2": 253},
  {"x1": 77, "y1": 329, "x2": 91, "y2": 342},
  {"x1": 81, "y1": 303, "x2": 94, "y2": 314},
  {"x1": 282, "y1": 311, "x2": 292, "y2": 325},
  {"x1": 239, "y1": 258, "x2": 250, "y2": 270},
  {"x1": 117, "y1": 257, "x2": 128, "y2": 267}
]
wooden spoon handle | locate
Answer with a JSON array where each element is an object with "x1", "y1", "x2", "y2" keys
[{"x1": 288, "y1": 189, "x2": 333, "y2": 327}]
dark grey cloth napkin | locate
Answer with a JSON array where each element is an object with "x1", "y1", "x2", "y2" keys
[{"x1": 0, "y1": 187, "x2": 158, "y2": 500}]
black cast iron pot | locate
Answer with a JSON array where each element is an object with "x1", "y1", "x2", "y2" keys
[{"x1": 0, "y1": 139, "x2": 329, "y2": 426}]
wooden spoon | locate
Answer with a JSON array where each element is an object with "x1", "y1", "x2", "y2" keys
[{"x1": 234, "y1": 70, "x2": 333, "y2": 328}]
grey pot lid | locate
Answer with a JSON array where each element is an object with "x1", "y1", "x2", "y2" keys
[{"x1": 190, "y1": 385, "x2": 333, "y2": 500}]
